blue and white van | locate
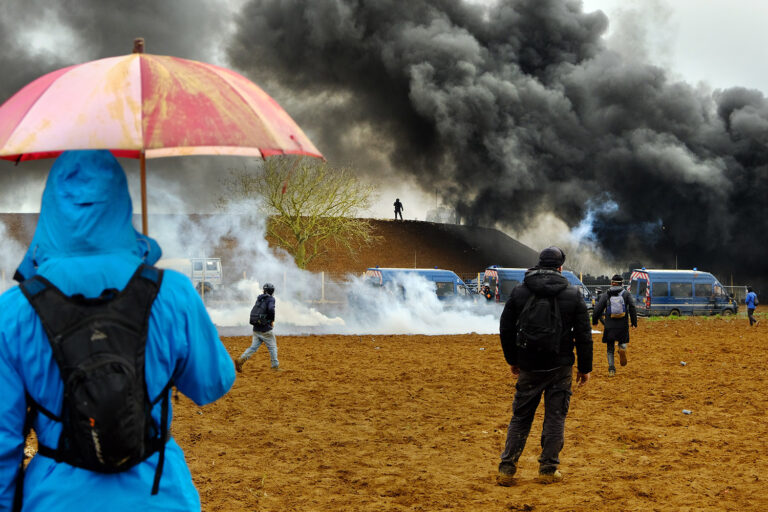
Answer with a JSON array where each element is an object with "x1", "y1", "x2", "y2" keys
[
  {"x1": 482, "y1": 266, "x2": 593, "y2": 310},
  {"x1": 364, "y1": 267, "x2": 472, "y2": 300},
  {"x1": 628, "y1": 269, "x2": 738, "y2": 316}
]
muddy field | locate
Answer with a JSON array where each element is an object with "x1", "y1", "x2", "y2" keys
[{"x1": 173, "y1": 315, "x2": 768, "y2": 511}]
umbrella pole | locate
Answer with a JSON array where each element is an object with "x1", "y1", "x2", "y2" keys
[{"x1": 140, "y1": 150, "x2": 148, "y2": 235}]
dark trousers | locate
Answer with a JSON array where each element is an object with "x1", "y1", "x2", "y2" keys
[
  {"x1": 500, "y1": 365, "x2": 572, "y2": 474},
  {"x1": 395, "y1": 210, "x2": 403, "y2": 220},
  {"x1": 748, "y1": 308, "x2": 757, "y2": 325}
]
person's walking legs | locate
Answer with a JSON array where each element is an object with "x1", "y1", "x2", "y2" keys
[
  {"x1": 499, "y1": 371, "x2": 545, "y2": 483},
  {"x1": 235, "y1": 333, "x2": 264, "y2": 372},
  {"x1": 538, "y1": 366, "x2": 572, "y2": 478},
  {"x1": 617, "y1": 342, "x2": 628, "y2": 366},
  {"x1": 262, "y1": 330, "x2": 279, "y2": 368},
  {"x1": 606, "y1": 341, "x2": 616, "y2": 376}
]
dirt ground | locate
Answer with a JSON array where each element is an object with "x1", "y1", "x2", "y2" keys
[{"x1": 173, "y1": 315, "x2": 768, "y2": 511}]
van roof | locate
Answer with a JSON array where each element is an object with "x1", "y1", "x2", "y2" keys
[
  {"x1": 366, "y1": 267, "x2": 464, "y2": 282},
  {"x1": 631, "y1": 269, "x2": 717, "y2": 280},
  {"x1": 368, "y1": 267, "x2": 454, "y2": 273},
  {"x1": 485, "y1": 267, "x2": 585, "y2": 284}
]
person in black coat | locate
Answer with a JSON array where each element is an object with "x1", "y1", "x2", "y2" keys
[
  {"x1": 394, "y1": 198, "x2": 404, "y2": 220},
  {"x1": 591, "y1": 274, "x2": 637, "y2": 376},
  {"x1": 497, "y1": 247, "x2": 592, "y2": 486}
]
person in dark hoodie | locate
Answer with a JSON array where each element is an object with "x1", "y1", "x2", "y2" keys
[
  {"x1": 591, "y1": 275, "x2": 637, "y2": 377},
  {"x1": 497, "y1": 247, "x2": 592, "y2": 486},
  {"x1": 235, "y1": 283, "x2": 279, "y2": 372}
]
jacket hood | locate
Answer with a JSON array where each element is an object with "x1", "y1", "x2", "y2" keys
[
  {"x1": 14, "y1": 150, "x2": 162, "y2": 280},
  {"x1": 607, "y1": 285, "x2": 625, "y2": 295},
  {"x1": 523, "y1": 267, "x2": 569, "y2": 296}
]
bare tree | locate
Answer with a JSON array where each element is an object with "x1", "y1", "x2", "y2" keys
[{"x1": 219, "y1": 157, "x2": 377, "y2": 269}]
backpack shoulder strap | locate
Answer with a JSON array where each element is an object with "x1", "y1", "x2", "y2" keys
[{"x1": 19, "y1": 265, "x2": 164, "y2": 340}]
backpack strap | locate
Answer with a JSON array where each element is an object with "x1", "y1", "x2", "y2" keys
[
  {"x1": 19, "y1": 265, "x2": 164, "y2": 345},
  {"x1": 150, "y1": 379, "x2": 174, "y2": 495}
]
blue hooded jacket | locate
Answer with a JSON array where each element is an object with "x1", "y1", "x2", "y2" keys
[{"x1": 0, "y1": 151, "x2": 235, "y2": 511}]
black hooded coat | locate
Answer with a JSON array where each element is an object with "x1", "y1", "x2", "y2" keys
[{"x1": 499, "y1": 268, "x2": 592, "y2": 374}]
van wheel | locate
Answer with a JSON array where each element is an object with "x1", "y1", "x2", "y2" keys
[
  {"x1": 722, "y1": 309, "x2": 734, "y2": 316},
  {"x1": 669, "y1": 309, "x2": 681, "y2": 317},
  {"x1": 196, "y1": 282, "x2": 213, "y2": 295}
]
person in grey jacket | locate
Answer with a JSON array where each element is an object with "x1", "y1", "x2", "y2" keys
[
  {"x1": 591, "y1": 274, "x2": 637, "y2": 376},
  {"x1": 497, "y1": 247, "x2": 592, "y2": 486}
]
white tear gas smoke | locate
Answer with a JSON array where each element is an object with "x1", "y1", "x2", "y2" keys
[
  {"x1": 0, "y1": 221, "x2": 26, "y2": 293},
  {"x1": 150, "y1": 197, "x2": 502, "y2": 335}
]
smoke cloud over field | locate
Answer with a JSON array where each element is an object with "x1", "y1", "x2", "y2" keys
[
  {"x1": 228, "y1": 0, "x2": 768, "y2": 285},
  {"x1": 151, "y1": 201, "x2": 501, "y2": 335}
]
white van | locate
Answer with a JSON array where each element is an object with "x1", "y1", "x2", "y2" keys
[{"x1": 156, "y1": 257, "x2": 222, "y2": 294}]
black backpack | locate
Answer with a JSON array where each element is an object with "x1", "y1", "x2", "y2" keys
[
  {"x1": 516, "y1": 287, "x2": 563, "y2": 355},
  {"x1": 249, "y1": 295, "x2": 270, "y2": 327},
  {"x1": 18, "y1": 264, "x2": 171, "y2": 495}
]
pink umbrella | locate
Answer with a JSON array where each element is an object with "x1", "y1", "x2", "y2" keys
[{"x1": 0, "y1": 39, "x2": 323, "y2": 234}]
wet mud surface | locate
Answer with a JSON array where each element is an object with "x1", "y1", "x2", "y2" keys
[{"x1": 173, "y1": 316, "x2": 768, "y2": 511}]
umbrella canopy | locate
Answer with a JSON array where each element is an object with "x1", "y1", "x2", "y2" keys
[
  {"x1": 0, "y1": 52, "x2": 322, "y2": 160},
  {"x1": 0, "y1": 47, "x2": 323, "y2": 233}
]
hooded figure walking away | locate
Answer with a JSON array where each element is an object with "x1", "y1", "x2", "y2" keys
[
  {"x1": 497, "y1": 247, "x2": 592, "y2": 486},
  {"x1": 591, "y1": 275, "x2": 637, "y2": 377},
  {"x1": 394, "y1": 198, "x2": 404, "y2": 220},
  {"x1": 0, "y1": 151, "x2": 235, "y2": 511},
  {"x1": 236, "y1": 283, "x2": 279, "y2": 371}
]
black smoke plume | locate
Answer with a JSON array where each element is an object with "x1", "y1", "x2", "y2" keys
[{"x1": 228, "y1": 0, "x2": 768, "y2": 289}]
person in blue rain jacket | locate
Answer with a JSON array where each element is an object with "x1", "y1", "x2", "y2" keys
[{"x1": 0, "y1": 150, "x2": 235, "y2": 511}]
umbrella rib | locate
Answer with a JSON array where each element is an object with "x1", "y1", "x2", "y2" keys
[{"x1": 138, "y1": 54, "x2": 146, "y2": 150}]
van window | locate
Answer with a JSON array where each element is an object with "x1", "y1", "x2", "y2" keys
[
  {"x1": 652, "y1": 282, "x2": 669, "y2": 297},
  {"x1": 500, "y1": 279, "x2": 520, "y2": 297},
  {"x1": 206, "y1": 260, "x2": 219, "y2": 271},
  {"x1": 694, "y1": 282, "x2": 712, "y2": 297},
  {"x1": 670, "y1": 282, "x2": 693, "y2": 298},
  {"x1": 193, "y1": 261, "x2": 203, "y2": 271},
  {"x1": 435, "y1": 281, "x2": 454, "y2": 296},
  {"x1": 630, "y1": 280, "x2": 647, "y2": 297}
]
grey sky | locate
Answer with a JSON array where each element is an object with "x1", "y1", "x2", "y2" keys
[{"x1": 580, "y1": 0, "x2": 768, "y2": 94}]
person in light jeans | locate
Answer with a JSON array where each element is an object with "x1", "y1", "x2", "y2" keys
[{"x1": 236, "y1": 283, "x2": 279, "y2": 371}]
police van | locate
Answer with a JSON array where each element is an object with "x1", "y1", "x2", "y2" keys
[
  {"x1": 364, "y1": 267, "x2": 472, "y2": 301},
  {"x1": 156, "y1": 257, "x2": 222, "y2": 294},
  {"x1": 482, "y1": 266, "x2": 593, "y2": 310},
  {"x1": 628, "y1": 268, "x2": 738, "y2": 317}
]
